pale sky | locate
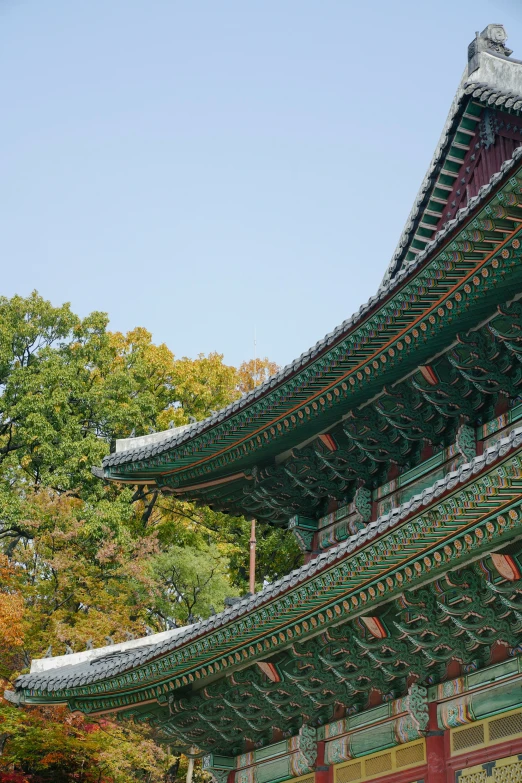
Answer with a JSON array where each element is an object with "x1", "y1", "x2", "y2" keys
[{"x1": 1, "y1": 0, "x2": 521, "y2": 367}]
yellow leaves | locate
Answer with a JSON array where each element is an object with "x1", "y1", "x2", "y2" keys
[
  {"x1": 215, "y1": 539, "x2": 237, "y2": 558},
  {"x1": 238, "y1": 357, "x2": 279, "y2": 393},
  {"x1": 173, "y1": 352, "x2": 240, "y2": 420},
  {"x1": 156, "y1": 406, "x2": 187, "y2": 431},
  {"x1": 20, "y1": 455, "x2": 31, "y2": 470}
]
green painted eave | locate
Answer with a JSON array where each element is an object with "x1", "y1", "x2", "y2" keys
[
  {"x1": 21, "y1": 442, "x2": 522, "y2": 713},
  {"x1": 102, "y1": 162, "x2": 522, "y2": 493}
]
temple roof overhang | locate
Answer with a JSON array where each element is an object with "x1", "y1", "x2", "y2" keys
[
  {"x1": 383, "y1": 24, "x2": 522, "y2": 282},
  {"x1": 101, "y1": 150, "x2": 522, "y2": 522},
  {"x1": 97, "y1": 26, "x2": 522, "y2": 526},
  {"x1": 13, "y1": 425, "x2": 522, "y2": 752}
]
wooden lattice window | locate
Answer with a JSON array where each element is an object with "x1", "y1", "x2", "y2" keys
[
  {"x1": 451, "y1": 707, "x2": 522, "y2": 756},
  {"x1": 395, "y1": 741, "x2": 425, "y2": 768},
  {"x1": 335, "y1": 762, "x2": 362, "y2": 783},
  {"x1": 452, "y1": 724, "x2": 485, "y2": 753},
  {"x1": 364, "y1": 752, "x2": 392, "y2": 777},
  {"x1": 489, "y1": 711, "x2": 522, "y2": 743}
]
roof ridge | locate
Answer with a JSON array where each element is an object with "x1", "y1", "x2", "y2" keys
[{"x1": 382, "y1": 27, "x2": 522, "y2": 285}]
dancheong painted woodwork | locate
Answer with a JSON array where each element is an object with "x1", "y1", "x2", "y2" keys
[{"x1": 9, "y1": 23, "x2": 522, "y2": 783}]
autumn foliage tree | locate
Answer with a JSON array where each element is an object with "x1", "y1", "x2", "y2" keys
[
  {"x1": 0, "y1": 555, "x2": 24, "y2": 680},
  {"x1": 0, "y1": 292, "x2": 301, "y2": 781},
  {"x1": 0, "y1": 703, "x2": 169, "y2": 782},
  {"x1": 237, "y1": 357, "x2": 279, "y2": 393}
]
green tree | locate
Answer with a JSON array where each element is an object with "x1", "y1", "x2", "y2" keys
[
  {"x1": 0, "y1": 291, "x2": 300, "y2": 780},
  {"x1": 150, "y1": 544, "x2": 235, "y2": 623}
]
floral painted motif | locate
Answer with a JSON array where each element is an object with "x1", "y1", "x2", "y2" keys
[
  {"x1": 395, "y1": 716, "x2": 422, "y2": 744},
  {"x1": 323, "y1": 719, "x2": 346, "y2": 739},
  {"x1": 235, "y1": 767, "x2": 254, "y2": 783},
  {"x1": 237, "y1": 753, "x2": 254, "y2": 769}
]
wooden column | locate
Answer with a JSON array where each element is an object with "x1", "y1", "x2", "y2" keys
[
  {"x1": 315, "y1": 740, "x2": 329, "y2": 783},
  {"x1": 425, "y1": 703, "x2": 446, "y2": 783},
  {"x1": 249, "y1": 518, "x2": 256, "y2": 595}
]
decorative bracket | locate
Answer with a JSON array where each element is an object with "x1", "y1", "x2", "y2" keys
[
  {"x1": 202, "y1": 755, "x2": 235, "y2": 783},
  {"x1": 354, "y1": 486, "x2": 372, "y2": 523},
  {"x1": 288, "y1": 516, "x2": 318, "y2": 552},
  {"x1": 456, "y1": 422, "x2": 476, "y2": 463},
  {"x1": 291, "y1": 724, "x2": 318, "y2": 773},
  {"x1": 406, "y1": 684, "x2": 429, "y2": 733}
]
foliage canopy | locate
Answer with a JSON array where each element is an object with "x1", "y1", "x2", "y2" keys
[{"x1": 0, "y1": 292, "x2": 302, "y2": 782}]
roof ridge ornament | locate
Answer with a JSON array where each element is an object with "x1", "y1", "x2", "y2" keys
[{"x1": 468, "y1": 24, "x2": 512, "y2": 75}]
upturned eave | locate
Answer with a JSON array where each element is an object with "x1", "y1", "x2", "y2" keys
[{"x1": 101, "y1": 152, "x2": 522, "y2": 506}]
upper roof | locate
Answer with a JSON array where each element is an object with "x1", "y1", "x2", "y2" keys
[
  {"x1": 99, "y1": 25, "x2": 522, "y2": 522},
  {"x1": 382, "y1": 23, "x2": 522, "y2": 283}
]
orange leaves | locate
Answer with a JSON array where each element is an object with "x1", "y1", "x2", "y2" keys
[
  {"x1": 0, "y1": 592, "x2": 24, "y2": 648},
  {"x1": 237, "y1": 357, "x2": 279, "y2": 393},
  {"x1": 0, "y1": 554, "x2": 19, "y2": 589},
  {"x1": 0, "y1": 555, "x2": 24, "y2": 650},
  {"x1": 39, "y1": 750, "x2": 68, "y2": 765}
]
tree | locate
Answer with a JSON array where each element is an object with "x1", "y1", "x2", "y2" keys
[
  {"x1": 13, "y1": 489, "x2": 156, "y2": 657},
  {"x1": 0, "y1": 295, "x2": 241, "y2": 505},
  {"x1": 150, "y1": 544, "x2": 236, "y2": 623},
  {"x1": 0, "y1": 292, "x2": 300, "y2": 780},
  {"x1": 237, "y1": 358, "x2": 279, "y2": 394},
  {"x1": 0, "y1": 702, "x2": 170, "y2": 783}
]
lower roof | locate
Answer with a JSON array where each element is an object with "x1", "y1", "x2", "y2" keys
[{"x1": 16, "y1": 424, "x2": 522, "y2": 697}]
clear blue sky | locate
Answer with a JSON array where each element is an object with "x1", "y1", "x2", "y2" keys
[{"x1": 1, "y1": 0, "x2": 521, "y2": 368}]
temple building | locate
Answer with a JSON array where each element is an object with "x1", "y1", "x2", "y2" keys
[{"x1": 10, "y1": 23, "x2": 522, "y2": 783}]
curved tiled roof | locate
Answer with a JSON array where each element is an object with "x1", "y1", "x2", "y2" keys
[
  {"x1": 382, "y1": 77, "x2": 522, "y2": 284},
  {"x1": 103, "y1": 142, "x2": 522, "y2": 471},
  {"x1": 20, "y1": 423, "x2": 522, "y2": 694}
]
